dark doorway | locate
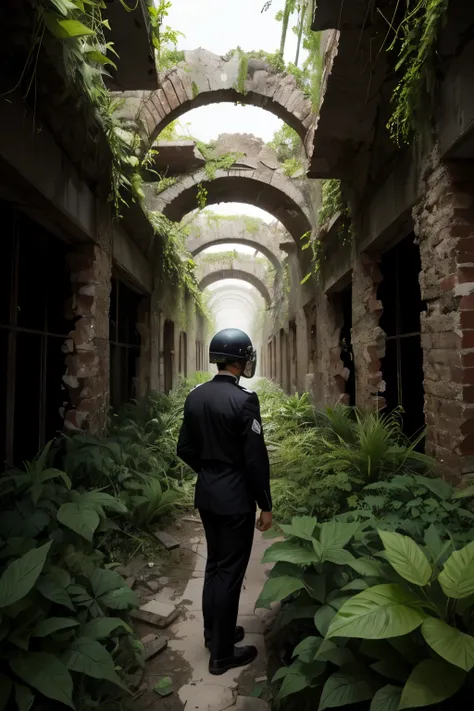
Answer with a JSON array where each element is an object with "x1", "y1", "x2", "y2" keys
[
  {"x1": 378, "y1": 234, "x2": 426, "y2": 444},
  {"x1": 179, "y1": 331, "x2": 188, "y2": 377},
  {"x1": 163, "y1": 319, "x2": 175, "y2": 394},
  {"x1": 109, "y1": 277, "x2": 142, "y2": 409},
  {"x1": 0, "y1": 200, "x2": 72, "y2": 468},
  {"x1": 340, "y1": 286, "x2": 356, "y2": 406}
]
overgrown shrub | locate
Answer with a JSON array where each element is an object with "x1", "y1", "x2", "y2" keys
[
  {"x1": 0, "y1": 444, "x2": 142, "y2": 710},
  {"x1": 256, "y1": 382, "x2": 435, "y2": 523}
]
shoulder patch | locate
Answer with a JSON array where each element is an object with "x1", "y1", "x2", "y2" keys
[
  {"x1": 191, "y1": 383, "x2": 204, "y2": 391},
  {"x1": 238, "y1": 385, "x2": 254, "y2": 394},
  {"x1": 251, "y1": 419, "x2": 262, "y2": 435}
]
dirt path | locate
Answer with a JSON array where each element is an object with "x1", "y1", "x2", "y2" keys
[{"x1": 133, "y1": 517, "x2": 275, "y2": 711}]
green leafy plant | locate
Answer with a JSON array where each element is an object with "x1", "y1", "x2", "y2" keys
[
  {"x1": 344, "y1": 473, "x2": 474, "y2": 545},
  {"x1": 0, "y1": 446, "x2": 142, "y2": 710},
  {"x1": 255, "y1": 388, "x2": 435, "y2": 523}
]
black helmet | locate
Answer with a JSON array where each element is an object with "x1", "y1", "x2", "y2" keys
[{"x1": 209, "y1": 328, "x2": 257, "y2": 379}]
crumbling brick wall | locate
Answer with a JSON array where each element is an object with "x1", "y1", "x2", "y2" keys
[
  {"x1": 351, "y1": 254, "x2": 385, "y2": 410},
  {"x1": 62, "y1": 244, "x2": 111, "y2": 434},
  {"x1": 414, "y1": 149, "x2": 474, "y2": 481}
]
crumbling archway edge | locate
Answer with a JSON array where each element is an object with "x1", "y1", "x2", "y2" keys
[
  {"x1": 199, "y1": 269, "x2": 271, "y2": 306},
  {"x1": 146, "y1": 167, "x2": 312, "y2": 244},
  {"x1": 132, "y1": 49, "x2": 316, "y2": 151}
]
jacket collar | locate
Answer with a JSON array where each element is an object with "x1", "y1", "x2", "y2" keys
[{"x1": 213, "y1": 373, "x2": 239, "y2": 384}]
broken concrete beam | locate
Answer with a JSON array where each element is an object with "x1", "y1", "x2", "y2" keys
[
  {"x1": 140, "y1": 633, "x2": 168, "y2": 661},
  {"x1": 131, "y1": 599, "x2": 179, "y2": 628},
  {"x1": 153, "y1": 530, "x2": 180, "y2": 550}
]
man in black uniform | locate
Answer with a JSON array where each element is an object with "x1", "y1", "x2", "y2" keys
[{"x1": 177, "y1": 328, "x2": 272, "y2": 675}]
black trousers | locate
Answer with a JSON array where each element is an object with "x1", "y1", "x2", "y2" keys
[{"x1": 199, "y1": 509, "x2": 255, "y2": 660}]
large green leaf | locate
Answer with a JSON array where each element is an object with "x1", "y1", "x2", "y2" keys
[
  {"x1": 82, "y1": 617, "x2": 131, "y2": 640},
  {"x1": 378, "y1": 530, "x2": 431, "y2": 586},
  {"x1": 255, "y1": 575, "x2": 305, "y2": 610},
  {"x1": 44, "y1": 14, "x2": 95, "y2": 39},
  {"x1": 421, "y1": 617, "x2": 474, "y2": 672},
  {"x1": 280, "y1": 516, "x2": 317, "y2": 541},
  {"x1": 36, "y1": 575, "x2": 74, "y2": 611},
  {"x1": 10, "y1": 652, "x2": 74, "y2": 708},
  {"x1": 63, "y1": 636, "x2": 127, "y2": 688},
  {"x1": 439, "y1": 540, "x2": 474, "y2": 599},
  {"x1": 14, "y1": 683, "x2": 34, "y2": 711},
  {"x1": 316, "y1": 639, "x2": 355, "y2": 666},
  {"x1": 80, "y1": 491, "x2": 127, "y2": 514},
  {"x1": 399, "y1": 659, "x2": 466, "y2": 709},
  {"x1": 99, "y1": 585, "x2": 139, "y2": 610},
  {"x1": 327, "y1": 584, "x2": 426, "y2": 640},
  {"x1": 320, "y1": 522, "x2": 360, "y2": 551},
  {"x1": 292, "y1": 636, "x2": 322, "y2": 663},
  {"x1": 91, "y1": 568, "x2": 124, "y2": 598},
  {"x1": 57, "y1": 503, "x2": 99, "y2": 542},
  {"x1": 274, "y1": 660, "x2": 325, "y2": 701},
  {"x1": 318, "y1": 671, "x2": 372, "y2": 710},
  {"x1": 315, "y1": 605, "x2": 337, "y2": 636},
  {"x1": 33, "y1": 617, "x2": 79, "y2": 638},
  {"x1": 370, "y1": 685, "x2": 402, "y2": 711},
  {"x1": 347, "y1": 557, "x2": 386, "y2": 578},
  {"x1": 0, "y1": 542, "x2": 52, "y2": 608},
  {"x1": 262, "y1": 541, "x2": 319, "y2": 566}
]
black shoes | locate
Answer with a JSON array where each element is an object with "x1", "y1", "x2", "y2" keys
[
  {"x1": 209, "y1": 645, "x2": 258, "y2": 676},
  {"x1": 204, "y1": 625, "x2": 245, "y2": 650}
]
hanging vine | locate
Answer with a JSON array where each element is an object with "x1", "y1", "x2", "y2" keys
[{"x1": 381, "y1": 0, "x2": 449, "y2": 144}]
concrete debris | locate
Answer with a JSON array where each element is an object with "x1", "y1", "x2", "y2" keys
[
  {"x1": 153, "y1": 529, "x2": 180, "y2": 550},
  {"x1": 131, "y1": 599, "x2": 179, "y2": 628},
  {"x1": 142, "y1": 634, "x2": 168, "y2": 661}
]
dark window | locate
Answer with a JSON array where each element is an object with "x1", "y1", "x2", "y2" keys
[
  {"x1": 109, "y1": 278, "x2": 142, "y2": 409},
  {"x1": 378, "y1": 234, "x2": 426, "y2": 444},
  {"x1": 0, "y1": 201, "x2": 72, "y2": 468}
]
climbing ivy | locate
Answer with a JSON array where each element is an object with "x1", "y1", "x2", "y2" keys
[
  {"x1": 318, "y1": 179, "x2": 345, "y2": 225},
  {"x1": 147, "y1": 210, "x2": 210, "y2": 319},
  {"x1": 383, "y1": 0, "x2": 449, "y2": 144}
]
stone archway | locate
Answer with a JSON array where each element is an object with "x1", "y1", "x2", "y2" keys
[
  {"x1": 186, "y1": 215, "x2": 285, "y2": 271},
  {"x1": 199, "y1": 269, "x2": 271, "y2": 306},
  {"x1": 123, "y1": 49, "x2": 316, "y2": 153},
  {"x1": 146, "y1": 167, "x2": 312, "y2": 244}
]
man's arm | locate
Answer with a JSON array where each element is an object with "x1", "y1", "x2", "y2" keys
[
  {"x1": 242, "y1": 391, "x2": 272, "y2": 513},
  {"x1": 177, "y1": 402, "x2": 201, "y2": 474}
]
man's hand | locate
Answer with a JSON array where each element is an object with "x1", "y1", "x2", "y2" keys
[{"x1": 256, "y1": 510, "x2": 272, "y2": 532}]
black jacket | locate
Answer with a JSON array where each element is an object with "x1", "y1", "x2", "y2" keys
[{"x1": 177, "y1": 374, "x2": 272, "y2": 515}]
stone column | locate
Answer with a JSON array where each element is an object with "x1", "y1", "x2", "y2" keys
[
  {"x1": 63, "y1": 243, "x2": 111, "y2": 434},
  {"x1": 351, "y1": 254, "x2": 385, "y2": 410},
  {"x1": 414, "y1": 150, "x2": 474, "y2": 481}
]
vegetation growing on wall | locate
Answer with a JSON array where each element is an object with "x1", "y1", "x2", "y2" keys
[
  {"x1": 261, "y1": 0, "x2": 323, "y2": 108},
  {"x1": 383, "y1": 0, "x2": 449, "y2": 144}
]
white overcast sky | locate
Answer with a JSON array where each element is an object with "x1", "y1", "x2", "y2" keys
[
  {"x1": 165, "y1": 0, "x2": 302, "y2": 315},
  {"x1": 166, "y1": 0, "x2": 301, "y2": 144},
  {"x1": 165, "y1": 0, "x2": 304, "y2": 223}
]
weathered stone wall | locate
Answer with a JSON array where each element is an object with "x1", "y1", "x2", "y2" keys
[
  {"x1": 351, "y1": 254, "x2": 385, "y2": 410},
  {"x1": 414, "y1": 149, "x2": 474, "y2": 481},
  {"x1": 63, "y1": 243, "x2": 111, "y2": 434}
]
